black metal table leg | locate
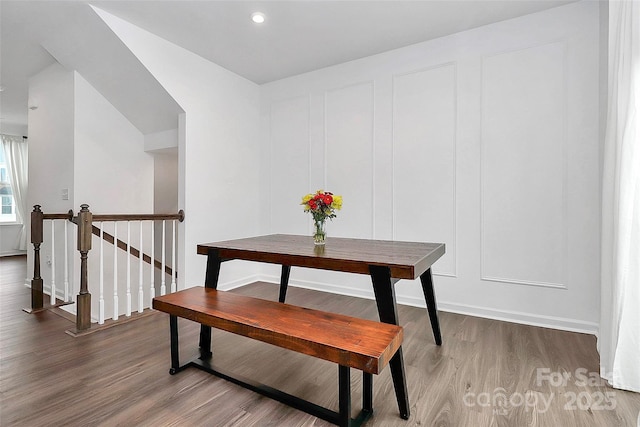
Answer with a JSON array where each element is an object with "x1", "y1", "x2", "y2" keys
[
  {"x1": 369, "y1": 265, "x2": 410, "y2": 420},
  {"x1": 169, "y1": 315, "x2": 179, "y2": 374},
  {"x1": 419, "y1": 268, "x2": 442, "y2": 345},
  {"x1": 198, "y1": 325, "x2": 212, "y2": 359},
  {"x1": 278, "y1": 265, "x2": 291, "y2": 303},
  {"x1": 205, "y1": 249, "x2": 222, "y2": 289},
  {"x1": 199, "y1": 249, "x2": 222, "y2": 358}
]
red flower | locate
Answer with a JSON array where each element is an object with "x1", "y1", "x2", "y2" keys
[
  {"x1": 323, "y1": 194, "x2": 333, "y2": 205},
  {"x1": 308, "y1": 200, "x2": 317, "y2": 210}
]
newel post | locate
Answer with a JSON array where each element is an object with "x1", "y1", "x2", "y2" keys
[
  {"x1": 30, "y1": 205, "x2": 44, "y2": 311},
  {"x1": 76, "y1": 204, "x2": 92, "y2": 331}
]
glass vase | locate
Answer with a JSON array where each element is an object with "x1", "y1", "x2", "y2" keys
[{"x1": 313, "y1": 219, "x2": 327, "y2": 245}]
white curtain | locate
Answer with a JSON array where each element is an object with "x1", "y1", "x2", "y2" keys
[
  {"x1": 1, "y1": 134, "x2": 28, "y2": 250},
  {"x1": 598, "y1": 0, "x2": 640, "y2": 393}
]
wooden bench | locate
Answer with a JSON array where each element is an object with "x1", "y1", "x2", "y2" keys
[{"x1": 152, "y1": 287, "x2": 404, "y2": 427}]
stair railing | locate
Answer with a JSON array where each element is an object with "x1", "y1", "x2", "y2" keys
[{"x1": 25, "y1": 204, "x2": 184, "y2": 333}]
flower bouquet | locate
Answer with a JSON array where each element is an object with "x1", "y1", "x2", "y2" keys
[{"x1": 301, "y1": 190, "x2": 342, "y2": 245}]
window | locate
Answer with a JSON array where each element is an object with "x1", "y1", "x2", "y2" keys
[
  {"x1": 2, "y1": 195, "x2": 13, "y2": 214},
  {"x1": 0, "y1": 146, "x2": 17, "y2": 223}
]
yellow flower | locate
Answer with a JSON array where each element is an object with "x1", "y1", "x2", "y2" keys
[
  {"x1": 331, "y1": 195, "x2": 343, "y2": 210},
  {"x1": 302, "y1": 194, "x2": 312, "y2": 203}
]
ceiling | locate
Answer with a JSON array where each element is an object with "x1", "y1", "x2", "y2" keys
[{"x1": 0, "y1": 0, "x2": 575, "y2": 135}]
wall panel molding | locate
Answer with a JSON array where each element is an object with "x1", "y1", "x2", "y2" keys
[
  {"x1": 269, "y1": 95, "x2": 312, "y2": 233},
  {"x1": 480, "y1": 41, "x2": 568, "y2": 289},
  {"x1": 392, "y1": 63, "x2": 458, "y2": 277},
  {"x1": 323, "y1": 81, "x2": 375, "y2": 238}
]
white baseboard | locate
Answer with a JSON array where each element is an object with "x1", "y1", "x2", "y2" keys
[
  {"x1": 211, "y1": 274, "x2": 263, "y2": 292},
  {"x1": 257, "y1": 274, "x2": 598, "y2": 336},
  {"x1": 435, "y1": 301, "x2": 598, "y2": 335},
  {"x1": 261, "y1": 274, "x2": 378, "y2": 301}
]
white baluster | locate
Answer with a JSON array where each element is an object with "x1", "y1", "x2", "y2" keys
[
  {"x1": 64, "y1": 219, "x2": 70, "y2": 302},
  {"x1": 138, "y1": 221, "x2": 144, "y2": 313},
  {"x1": 126, "y1": 221, "x2": 131, "y2": 317},
  {"x1": 149, "y1": 220, "x2": 155, "y2": 306},
  {"x1": 99, "y1": 222, "x2": 105, "y2": 325},
  {"x1": 160, "y1": 220, "x2": 166, "y2": 296},
  {"x1": 171, "y1": 220, "x2": 177, "y2": 293},
  {"x1": 50, "y1": 220, "x2": 56, "y2": 305},
  {"x1": 72, "y1": 223, "x2": 77, "y2": 299},
  {"x1": 113, "y1": 222, "x2": 119, "y2": 321}
]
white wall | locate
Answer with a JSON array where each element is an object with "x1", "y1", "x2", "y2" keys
[
  {"x1": 27, "y1": 63, "x2": 76, "y2": 293},
  {"x1": 260, "y1": 1, "x2": 601, "y2": 333},
  {"x1": 0, "y1": 225, "x2": 25, "y2": 256},
  {"x1": 27, "y1": 62, "x2": 156, "y2": 318},
  {"x1": 145, "y1": 128, "x2": 178, "y2": 152},
  {"x1": 74, "y1": 71, "x2": 154, "y2": 319},
  {"x1": 28, "y1": 63, "x2": 75, "y2": 214},
  {"x1": 153, "y1": 149, "x2": 178, "y2": 294},
  {"x1": 74, "y1": 72, "x2": 153, "y2": 213},
  {"x1": 94, "y1": 7, "x2": 262, "y2": 291},
  {"x1": 153, "y1": 150, "x2": 178, "y2": 214},
  {"x1": 0, "y1": 123, "x2": 28, "y2": 137}
]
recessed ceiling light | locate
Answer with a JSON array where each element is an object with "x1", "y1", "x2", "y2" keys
[{"x1": 251, "y1": 12, "x2": 265, "y2": 24}]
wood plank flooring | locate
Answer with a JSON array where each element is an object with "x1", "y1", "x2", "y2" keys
[{"x1": 1, "y1": 256, "x2": 639, "y2": 426}]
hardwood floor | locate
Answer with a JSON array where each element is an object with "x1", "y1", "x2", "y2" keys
[{"x1": 1, "y1": 255, "x2": 639, "y2": 426}]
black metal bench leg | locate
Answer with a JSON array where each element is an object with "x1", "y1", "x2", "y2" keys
[
  {"x1": 363, "y1": 372, "x2": 373, "y2": 414},
  {"x1": 278, "y1": 265, "x2": 291, "y2": 303},
  {"x1": 339, "y1": 365, "x2": 351, "y2": 427},
  {"x1": 169, "y1": 315, "x2": 179, "y2": 374},
  {"x1": 420, "y1": 268, "x2": 442, "y2": 345}
]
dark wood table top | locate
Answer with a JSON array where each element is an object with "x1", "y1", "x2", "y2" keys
[{"x1": 197, "y1": 234, "x2": 445, "y2": 280}]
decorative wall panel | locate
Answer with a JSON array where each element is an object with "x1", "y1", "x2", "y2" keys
[
  {"x1": 325, "y1": 82, "x2": 375, "y2": 238},
  {"x1": 270, "y1": 96, "x2": 310, "y2": 233},
  {"x1": 481, "y1": 42, "x2": 567, "y2": 288},
  {"x1": 393, "y1": 64, "x2": 457, "y2": 276}
]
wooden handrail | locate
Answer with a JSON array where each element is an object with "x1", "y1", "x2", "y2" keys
[
  {"x1": 42, "y1": 210, "x2": 74, "y2": 221},
  {"x1": 43, "y1": 210, "x2": 185, "y2": 223},
  {"x1": 92, "y1": 212, "x2": 184, "y2": 222}
]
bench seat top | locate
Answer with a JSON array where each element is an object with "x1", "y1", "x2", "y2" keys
[{"x1": 153, "y1": 287, "x2": 403, "y2": 374}]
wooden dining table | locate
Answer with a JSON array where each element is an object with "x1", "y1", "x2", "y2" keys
[{"x1": 197, "y1": 234, "x2": 445, "y2": 420}]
